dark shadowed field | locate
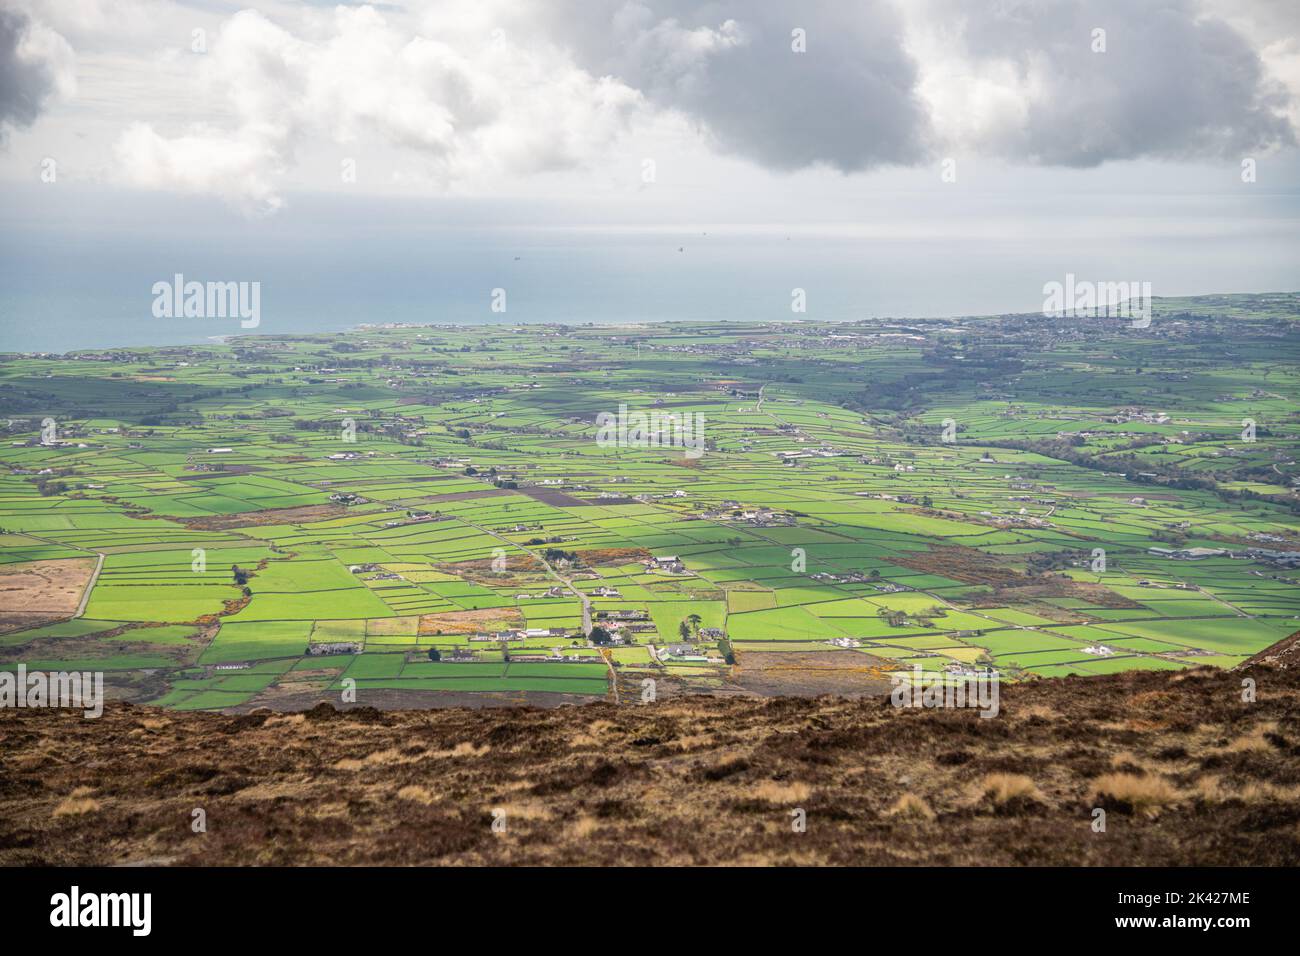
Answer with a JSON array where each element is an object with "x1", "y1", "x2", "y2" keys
[{"x1": 3, "y1": 646, "x2": 1299, "y2": 866}]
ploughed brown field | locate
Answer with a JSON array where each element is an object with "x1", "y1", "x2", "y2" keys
[
  {"x1": 2, "y1": 646, "x2": 1299, "y2": 866},
  {"x1": 0, "y1": 558, "x2": 99, "y2": 635}
]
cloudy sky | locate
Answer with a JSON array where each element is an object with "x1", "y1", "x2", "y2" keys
[{"x1": 1, "y1": 0, "x2": 1298, "y2": 348}]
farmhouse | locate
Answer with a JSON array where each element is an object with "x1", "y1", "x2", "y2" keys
[
  {"x1": 1148, "y1": 547, "x2": 1226, "y2": 560},
  {"x1": 596, "y1": 609, "x2": 648, "y2": 621},
  {"x1": 662, "y1": 644, "x2": 709, "y2": 661},
  {"x1": 646, "y1": 555, "x2": 686, "y2": 573}
]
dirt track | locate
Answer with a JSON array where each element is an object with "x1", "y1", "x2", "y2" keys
[{"x1": 3, "y1": 654, "x2": 1299, "y2": 866}]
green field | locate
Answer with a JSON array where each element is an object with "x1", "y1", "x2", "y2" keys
[{"x1": 2, "y1": 293, "x2": 1298, "y2": 709}]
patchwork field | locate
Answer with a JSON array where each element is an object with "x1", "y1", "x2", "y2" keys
[{"x1": 2, "y1": 293, "x2": 1298, "y2": 710}]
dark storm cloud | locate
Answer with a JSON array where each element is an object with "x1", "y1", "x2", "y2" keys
[
  {"x1": 0, "y1": 6, "x2": 66, "y2": 135},
  {"x1": 547, "y1": 0, "x2": 932, "y2": 171},
  {"x1": 544, "y1": 0, "x2": 1294, "y2": 171},
  {"x1": 936, "y1": 0, "x2": 1295, "y2": 165}
]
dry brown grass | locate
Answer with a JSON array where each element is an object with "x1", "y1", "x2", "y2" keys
[
  {"x1": 265, "y1": 713, "x2": 306, "y2": 727},
  {"x1": 749, "y1": 780, "x2": 811, "y2": 804},
  {"x1": 976, "y1": 773, "x2": 1045, "y2": 809},
  {"x1": 1017, "y1": 703, "x2": 1058, "y2": 721},
  {"x1": 335, "y1": 747, "x2": 411, "y2": 771},
  {"x1": 1224, "y1": 721, "x2": 1278, "y2": 753},
  {"x1": 1194, "y1": 775, "x2": 1300, "y2": 804},
  {"x1": 0, "y1": 557, "x2": 98, "y2": 614},
  {"x1": 1239, "y1": 782, "x2": 1300, "y2": 803},
  {"x1": 396, "y1": 785, "x2": 437, "y2": 805},
  {"x1": 1089, "y1": 772, "x2": 1180, "y2": 817},
  {"x1": 570, "y1": 719, "x2": 618, "y2": 746},
  {"x1": 888, "y1": 792, "x2": 935, "y2": 820},
  {"x1": 5, "y1": 656, "x2": 1300, "y2": 867},
  {"x1": 53, "y1": 787, "x2": 100, "y2": 817}
]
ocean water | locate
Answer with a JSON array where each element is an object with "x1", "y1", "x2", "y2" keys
[{"x1": 2, "y1": 186, "x2": 1298, "y2": 352}]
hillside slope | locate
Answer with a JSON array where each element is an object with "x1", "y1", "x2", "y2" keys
[{"x1": 2, "y1": 658, "x2": 1299, "y2": 866}]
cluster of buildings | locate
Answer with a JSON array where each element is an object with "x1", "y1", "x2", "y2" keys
[
  {"x1": 643, "y1": 555, "x2": 687, "y2": 574},
  {"x1": 307, "y1": 642, "x2": 362, "y2": 656},
  {"x1": 699, "y1": 506, "x2": 795, "y2": 526},
  {"x1": 810, "y1": 571, "x2": 883, "y2": 585},
  {"x1": 514, "y1": 586, "x2": 569, "y2": 600},
  {"x1": 594, "y1": 609, "x2": 656, "y2": 637},
  {"x1": 1149, "y1": 546, "x2": 1300, "y2": 567},
  {"x1": 470, "y1": 627, "x2": 569, "y2": 642},
  {"x1": 1108, "y1": 408, "x2": 1171, "y2": 425},
  {"x1": 775, "y1": 445, "x2": 850, "y2": 463},
  {"x1": 660, "y1": 645, "x2": 718, "y2": 662}
]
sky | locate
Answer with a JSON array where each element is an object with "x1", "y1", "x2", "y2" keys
[{"x1": 1, "y1": 0, "x2": 1299, "y2": 350}]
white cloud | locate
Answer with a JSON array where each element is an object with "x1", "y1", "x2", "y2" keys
[
  {"x1": 110, "y1": 5, "x2": 644, "y2": 211},
  {"x1": 114, "y1": 120, "x2": 285, "y2": 213},
  {"x1": 907, "y1": 0, "x2": 1295, "y2": 166},
  {"x1": 5, "y1": 0, "x2": 1297, "y2": 208}
]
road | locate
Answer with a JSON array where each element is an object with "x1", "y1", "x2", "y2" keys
[
  {"x1": 756, "y1": 382, "x2": 791, "y2": 428},
  {"x1": 75, "y1": 552, "x2": 105, "y2": 618},
  {"x1": 599, "y1": 647, "x2": 620, "y2": 704},
  {"x1": 456, "y1": 514, "x2": 593, "y2": 635}
]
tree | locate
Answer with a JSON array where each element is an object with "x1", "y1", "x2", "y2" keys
[
  {"x1": 678, "y1": 621, "x2": 691, "y2": 642},
  {"x1": 687, "y1": 613, "x2": 702, "y2": 637},
  {"x1": 590, "y1": 626, "x2": 612, "y2": 646},
  {"x1": 427, "y1": 647, "x2": 441, "y2": 662}
]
